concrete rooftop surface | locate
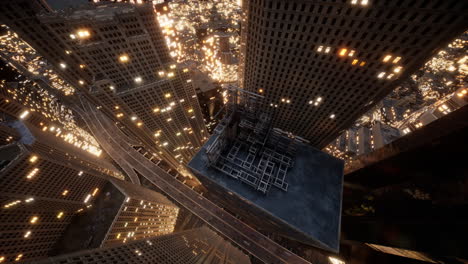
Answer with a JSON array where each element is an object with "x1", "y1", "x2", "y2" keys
[{"x1": 189, "y1": 136, "x2": 344, "y2": 251}]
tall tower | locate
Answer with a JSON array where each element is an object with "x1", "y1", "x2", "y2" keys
[
  {"x1": 239, "y1": 0, "x2": 468, "y2": 148},
  {"x1": 0, "y1": 1, "x2": 209, "y2": 169},
  {"x1": 33, "y1": 227, "x2": 251, "y2": 264},
  {"x1": 0, "y1": 62, "x2": 180, "y2": 263},
  {"x1": 38, "y1": 3, "x2": 207, "y2": 165},
  {"x1": 0, "y1": 123, "x2": 179, "y2": 263}
]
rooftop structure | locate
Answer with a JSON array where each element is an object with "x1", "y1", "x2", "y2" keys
[
  {"x1": 189, "y1": 86, "x2": 344, "y2": 251},
  {"x1": 204, "y1": 86, "x2": 307, "y2": 194}
]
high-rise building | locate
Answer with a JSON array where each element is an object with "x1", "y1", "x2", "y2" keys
[
  {"x1": 239, "y1": 0, "x2": 468, "y2": 148},
  {"x1": 0, "y1": 121, "x2": 179, "y2": 263},
  {"x1": 32, "y1": 227, "x2": 250, "y2": 264},
  {"x1": 0, "y1": 1, "x2": 208, "y2": 169},
  {"x1": 356, "y1": 126, "x2": 372, "y2": 155},
  {"x1": 371, "y1": 121, "x2": 400, "y2": 149},
  {"x1": 0, "y1": 141, "x2": 107, "y2": 263},
  {"x1": 0, "y1": 77, "x2": 122, "y2": 178}
]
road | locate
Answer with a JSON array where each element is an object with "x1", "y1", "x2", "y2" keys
[{"x1": 79, "y1": 98, "x2": 311, "y2": 264}]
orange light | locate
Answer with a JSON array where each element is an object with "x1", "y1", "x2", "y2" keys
[
  {"x1": 119, "y1": 54, "x2": 129, "y2": 63},
  {"x1": 30, "y1": 216, "x2": 39, "y2": 224},
  {"x1": 339, "y1": 48, "x2": 347, "y2": 56}
]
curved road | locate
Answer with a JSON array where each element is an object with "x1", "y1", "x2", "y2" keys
[{"x1": 80, "y1": 98, "x2": 311, "y2": 264}]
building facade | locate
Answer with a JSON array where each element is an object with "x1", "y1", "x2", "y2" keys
[
  {"x1": 0, "y1": 122, "x2": 179, "y2": 262},
  {"x1": 0, "y1": 0, "x2": 208, "y2": 169},
  {"x1": 31, "y1": 227, "x2": 250, "y2": 264},
  {"x1": 239, "y1": 0, "x2": 468, "y2": 148}
]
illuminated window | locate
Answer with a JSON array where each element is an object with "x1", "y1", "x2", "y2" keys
[
  {"x1": 137, "y1": 122, "x2": 143, "y2": 127},
  {"x1": 62, "y1": 190, "x2": 69, "y2": 196},
  {"x1": 92, "y1": 188, "x2": 99, "y2": 196},
  {"x1": 393, "y1": 66, "x2": 402, "y2": 73},
  {"x1": 187, "y1": 109, "x2": 193, "y2": 113},
  {"x1": 383, "y1": 55, "x2": 392, "y2": 62},
  {"x1": 29, "y1": 155, "x2": 38, "y2": 163},
  {"x1": 325, "y1": 46, "x2": 331, "y2": 53},
  {"x1": 19, "y1": 110, "x2": 30, "y2": 119},
  {"x1": 317, "y1": 45, "x2": 323, "y2": 52},
  {"x1": 258, "y1": 89, "x2": 264, "y2": 93},
  {"x1": 352, "y1": 59, "x2": 359, "y2": 65},
  {"x1": 330, "y1": 114, "x2": 336, "y2": 119},
  {"x1": 119, "y1": 54, "x2": 129, "y2": 63},
  {"x1": 134, "y1": 77, "x2": 142, "y2": 83},
  {"x1": 348, "y1": 50, "x2": 355, "y2": 57},
  {"x1": 377, "y1": 72, "x2": 386, "y2": 79},
  {"x1": 15, "y1": 254, "x2": 23, "y2": 262},
  {"x1": 77, "y1": 29, "x2": 90, "y2": 39},
  {"x1": 24, "y1": 231, "x2": 31, "y2": 238},
  {"x1": 69, "y1": 34, "x2": 76, "y2": 39},
  {"x1": 359, "y1": 61, "x2": 366, "y2": 66},
  {"x1": 59, "y1": 63, "x2": 67, "y2": 69},
  {"x1": 84, "y1": 194, "x2": 91, "y2": 203},
  {"x1": 165, "y1": 93, "x2": 171, "y2": 98},
  {"x1": 57, "y1": 212, "x2": 64, "y2": 219},
  {"x1": 26, "y1": 168, "x2": 39, "y2": 179},
  {"x1": 339, "y1": 48, "x2": 347, "y2": 56},
  {"x1": 131, "y1": 116, "x2": 137, "y2": 121},
  {"x1": 30, "y1": 216, "x2": 39, "y2": 224},
  {"x1": 153, "y1": 108, "x2": 160, "y2": 113},
  {"x1": 79, "y1": 80, "x2": 85, "y2": 85},
  {"x1": 393, "y1": 56, "x2": 401, "y2": 63},
  {"x1": 79, "y1": 64, "x2": 86, "y2": 69},
  {"x1": 170, "y1": 64, "x2": 176, "y2": 69},
  {"x1": 167, "y1": 72, "x2": 174, "y2": 77}
]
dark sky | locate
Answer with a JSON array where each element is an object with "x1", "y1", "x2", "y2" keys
[{"x1": 46, "y1": 0, "x2": 89, "y2": 10}]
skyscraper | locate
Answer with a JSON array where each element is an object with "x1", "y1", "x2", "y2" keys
[
  {"x1": 0, "y1": 0, "x2": 208, "y2": 169},
  {"x1": 239, "y1": 0, "x2": 468, "y2": 148},
  {"x1": 0, "y1": 121, "x2": 179, "y2": 263},
  {"x1": 32, "y1": 227, "x2": 251, "y2": 264}
]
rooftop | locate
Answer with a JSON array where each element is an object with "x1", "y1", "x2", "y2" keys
[{"x1": 189, "y1": 135, "x2": 344, "y2": 250}]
